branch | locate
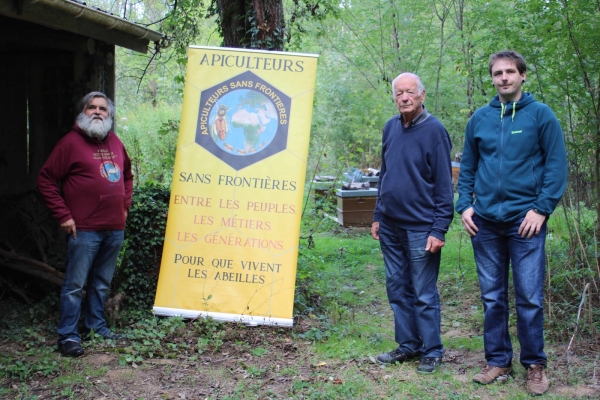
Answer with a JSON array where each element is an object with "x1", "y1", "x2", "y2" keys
[
  {"x1": 319, "y1": 24, "x2": 378, "y2": 90},
  {"x1": 566, "y1": 282, "x2": 591, "y2": 365},
  {"x1": 0, "y1": 248, "x2": 65, "y2": 280},
  {"x1": 0, "y1": 275, "x2": 33, "y2": 305},
  {"x1": 136, "y1": 50, "x2": 159, "y2": 94}
]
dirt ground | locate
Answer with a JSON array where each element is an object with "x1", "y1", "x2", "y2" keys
[
  {"x1": 2, "y1": 316, "x2": 600, "y2": 399},
  {"x1": 2, "y1": 276, "x2": 599, "y2": 399},
  {"x1": 1, "y1": 321, "x2": 332, "y2": 399}
]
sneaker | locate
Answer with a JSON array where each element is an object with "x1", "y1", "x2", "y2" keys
[
  {"x1": 472, "y1": 364, "x2": 513, "y2": 384},
  {"x1": 103, "y1": 331, "x2": 125, "y2": 340},
  {"x1": 58, "y1": 341, "x2": 84, "y2": 357},
  {"x1": 376, "y1": 348, "x2": 415, "y2": 364},
  {"x1": 527, "y1": 364, "x2": 549, "y2": 395},
  {"x1": 417, "y1": 357, "x2": 442, "y2": 374}
]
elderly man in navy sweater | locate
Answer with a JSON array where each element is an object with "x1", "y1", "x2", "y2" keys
[{"x1": 371, "y1": 73, "x2": 454, "y2": 374}]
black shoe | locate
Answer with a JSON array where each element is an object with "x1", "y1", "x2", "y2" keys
[
  {"x1": 103, "y1": 331, "x2": 125, "y2": 340},
  {"x1": 376, "y1": 348, "x2": 415, "y2": 364},
  {"x1": 417, "y1": 356, "x2": 442, "y2": 374},
  {"x1": 58, "y1": 341, "x2": 84, "y2": 357}
]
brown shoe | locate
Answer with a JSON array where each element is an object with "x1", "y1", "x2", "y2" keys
[
  {"x1": 527, "y1": 364, "x2": 549, "y2": 395},
  {"x1": 473, "y1": 364, "x2": 513, "y2": 384}
]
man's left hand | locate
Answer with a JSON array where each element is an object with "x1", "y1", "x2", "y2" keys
[
  {"x1": 426, "y1": 236, "x2": 444, "y2": 253},
  {"x1": 518, "y1": 210, "x2": 546, "y2": 238}
]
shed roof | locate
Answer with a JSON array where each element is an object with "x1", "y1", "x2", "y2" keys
[{"x1": 0, "y1": 0, "x2": 165, "y2": 53}]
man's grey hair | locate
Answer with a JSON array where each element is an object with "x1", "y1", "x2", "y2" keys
[
  {"x1": 391, "y1": 73, "x2": 425, "y2": 99},
  {"x1": 80, "y1": 91, "x2": 115, "y2": 120}
]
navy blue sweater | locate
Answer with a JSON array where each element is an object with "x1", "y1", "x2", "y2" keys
[{"x1": 374, "y1": 108, "x2": 454, "y2": 241}]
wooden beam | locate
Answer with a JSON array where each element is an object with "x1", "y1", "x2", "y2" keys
[
  {"x1": 0, "y1": 15, "x2": 88, "y2": 53},
  {"x1": 0, "y1": 0, "x2": 151, "y2": 53}
]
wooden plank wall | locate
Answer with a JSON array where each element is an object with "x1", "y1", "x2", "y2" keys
[{"x1": 0, "y1": 15, "x2": 115, "y2": 260}]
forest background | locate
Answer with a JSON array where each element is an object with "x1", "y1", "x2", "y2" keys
[
  {"x1": 113, "y1": 0, "x2": 600, "y2": 234},
  {"x1": 110, "y1": 0, "x2": 600, "y2": 335},
  {"x1": 2, "y1": 0, "x2": 600, "y2": 398}
]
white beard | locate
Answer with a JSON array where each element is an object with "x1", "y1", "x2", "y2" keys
[{"x1": 76, "y1": 112, "x2": 112, "y2": 140}]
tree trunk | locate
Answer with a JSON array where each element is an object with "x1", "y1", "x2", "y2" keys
[{"x1": 217, "y1": 0, "x2": 285, "y2": 50}]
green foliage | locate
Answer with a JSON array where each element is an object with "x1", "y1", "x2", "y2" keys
[
  {"x1": 543, "y1": 207, "x2": 600, "y2": 342},
  {"x1": 191, "y1": 316, "x2": 225, "y2": 353},
  {"x1": 0, "y1": 350, "x2": 59, "y2": 380},
  {"x1": 118, "y1": 102, "x2": 181, "y2": 186},
  {"x1": 294, "y1": 240, "x2": 328, "y2": 315},
  {"x1": 250, "y1": 346, "x2": 267, "y2": 357},
  {"x1": 0, "y1": 297, "x2": 62, "y2": 381},
  {"x1": 294, "y1": 230, "x2": 383, "y2": 346},
  {"x1": 118, "y1": 316, "x2": 183, "y2": 362},
  {"x1": 284, "y1": 0, "x2": 338, "y2": 50},
  {"x1": 111, "y1": 315, "x2": 226, "y2": 363},
  {"x1": 162, "y1": 0, "x2": 212, "y2": 60},
  {"x1": 0, "y1": 295, "x2": 57, "y2": 343},
  {"x1": 117, "y1": 182, "x2": 170, "y2": 310}
]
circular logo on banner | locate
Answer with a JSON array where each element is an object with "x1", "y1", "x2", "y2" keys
[
  {"x1": 196, "y1": 71, "x2": 292, "y2": 171},
  {"x1": 208, "y1": 91, "x2": 278, "y2": 156},
  {"x1": 99, "y1": 161, "x2": 121, "y2": 182}
]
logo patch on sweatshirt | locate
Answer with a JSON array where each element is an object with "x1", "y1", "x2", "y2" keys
[
  {"x1": 99, "y1": 161, "x2": 122, "y2": 182},
  {"x1": 511, "y1": 130, "x2": 522, "y2": 135}
]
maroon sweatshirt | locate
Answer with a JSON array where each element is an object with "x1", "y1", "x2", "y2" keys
[{"x1": 38, "y1": 125, "x2": 134, "y2": 231}]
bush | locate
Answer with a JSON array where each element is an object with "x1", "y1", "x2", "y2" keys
[{"x1": 116, "y1": 182, "x2": 170, "y2": 310}]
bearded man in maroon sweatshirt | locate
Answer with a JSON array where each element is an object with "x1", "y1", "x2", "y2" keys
[{"x1": 38, "y1": 92, "x2": 133, "y2": 357}]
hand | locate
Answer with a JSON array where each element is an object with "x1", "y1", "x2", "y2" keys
[
  {"x1": 371, "y1": 222, "x2": 380, "y2": 240},
  {"x1": 426, "y1": 236, "x2": 444, "y2": 253},
  {"x1": 60, "y1": 219, "x2": 77, "y2": 238},
  {"x1": 461, "y1": 207, "x2": 479, "y2": 236},
  {"x1": 518, "y1": 210, "x2": 546, "y2": 238}
]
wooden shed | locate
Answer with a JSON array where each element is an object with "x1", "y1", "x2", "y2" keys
[{"x1": 0, "y1": 0, "x2": 164, "y2": 285}]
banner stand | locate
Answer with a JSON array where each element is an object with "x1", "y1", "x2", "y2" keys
[{"x1": 152, "y1": 46, "x2": 319, "y2": 327}]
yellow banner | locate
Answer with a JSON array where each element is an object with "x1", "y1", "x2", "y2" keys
[{"x1": 153, "y1": 46, "x2": 318, "y2": 326}]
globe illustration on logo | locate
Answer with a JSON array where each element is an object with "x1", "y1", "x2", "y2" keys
[
  {"x1": 209, "y1": 90, "x2": 277, "y2": 156},
  {"x1": 195, "y1": 71, "x2": 291, "y2": 170}
]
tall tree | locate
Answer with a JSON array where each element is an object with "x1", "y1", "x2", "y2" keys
[
  {"x1": 210, "y1": 0, "x2": 285, "y2": 49},
  {"x1": 206, "y1": 0, "x2": 334, "y2": 50}
]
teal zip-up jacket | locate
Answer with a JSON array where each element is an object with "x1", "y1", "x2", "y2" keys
[{"x1": 455, "y1": 92, "x2": 567, "y2": 223}]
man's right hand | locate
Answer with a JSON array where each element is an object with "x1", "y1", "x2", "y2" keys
[
  {"x1": 461, "y1": 207, "x2": 478, "y2": 236},
  {"x1": 61, "y1": 219, "x2": 77, "y2": 238},
  {"x1": 371, "y1": 222, "x2": 380, "y2": 240}
]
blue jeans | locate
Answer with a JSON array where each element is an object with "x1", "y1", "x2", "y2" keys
[
  {"x1": 471, "y1": 215, "x2": 547, "y2": 368},
  {"x1": 57, "y1": 230, "x2": 124, "y2": 344},
  {"x1": 378, "y1": 217, "x2": 443, "y2": 358}
]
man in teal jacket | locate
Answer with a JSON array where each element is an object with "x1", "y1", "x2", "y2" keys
[{"x1": 455, "y1": 51, "x2": 567, "y2": 396}]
